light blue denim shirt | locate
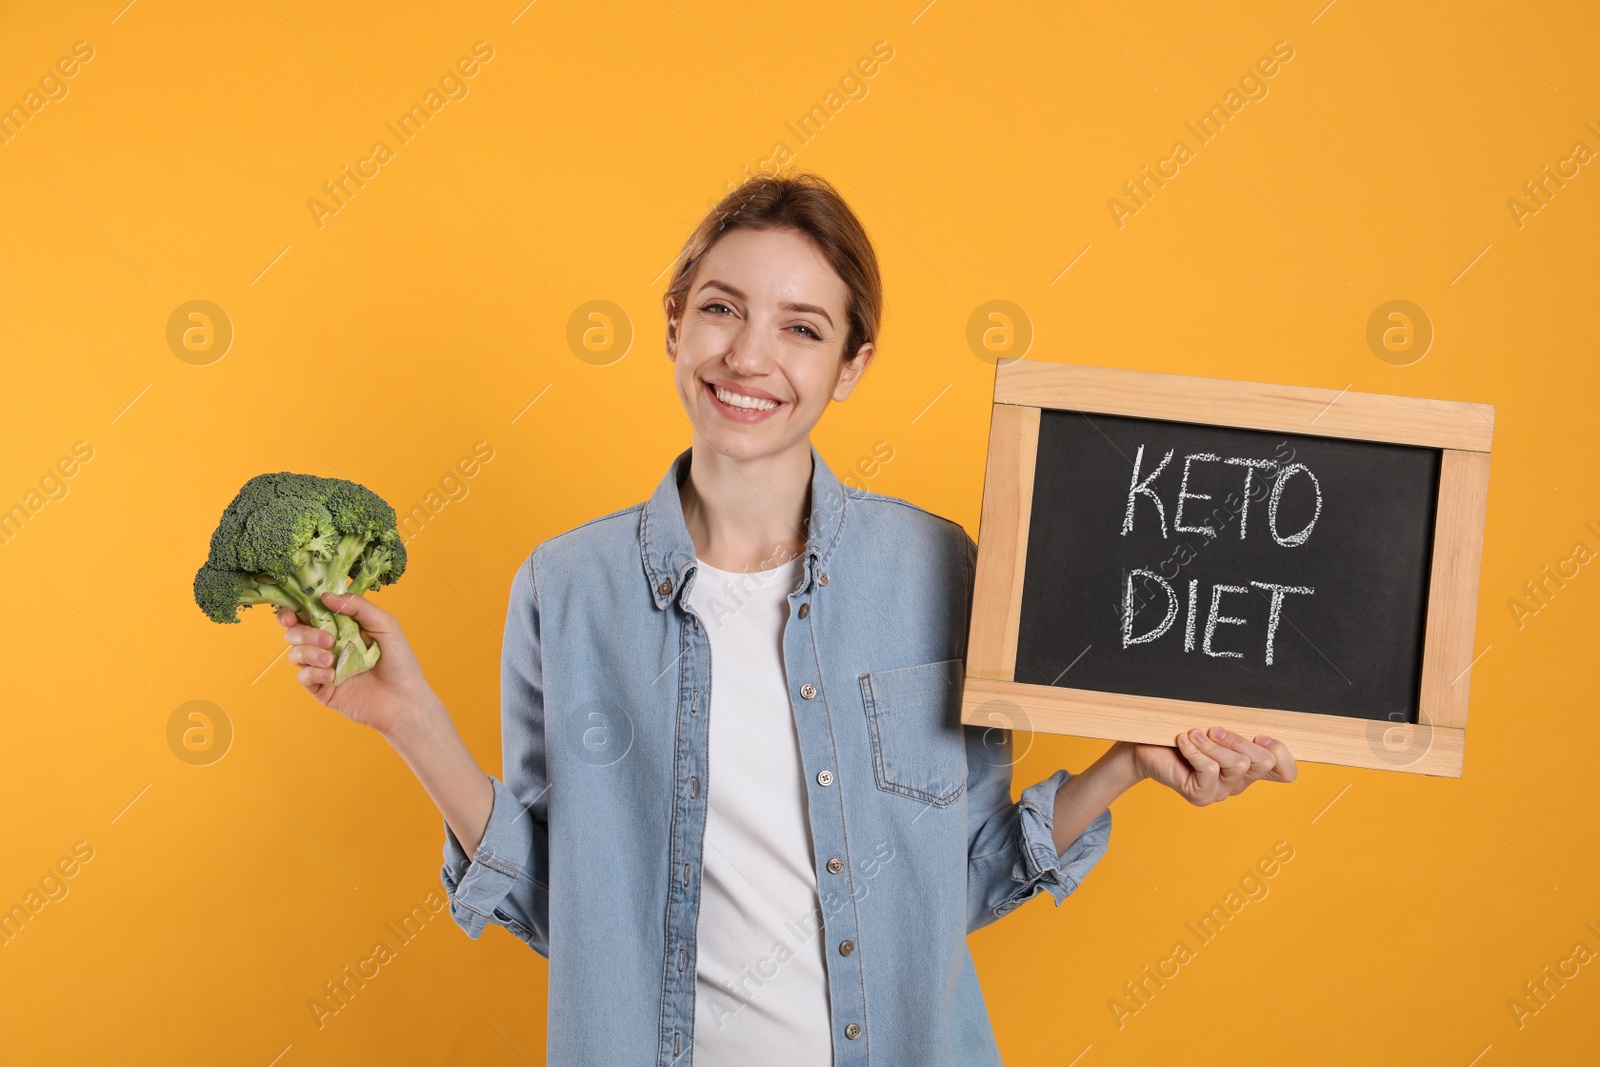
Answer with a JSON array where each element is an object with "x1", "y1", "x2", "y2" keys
[{"x1": 440, "y1": 443, "x2": 1113, "y2": 1066}]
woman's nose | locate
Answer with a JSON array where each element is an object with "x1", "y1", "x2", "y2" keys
[{"x1": 724, "y1": 327, "x2": 776, "y2": 375}]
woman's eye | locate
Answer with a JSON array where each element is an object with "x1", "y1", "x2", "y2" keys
[
  {"x1": 791, "y1": 324, "x2": 820, "y2": 340},
  {"x1": 700, "y1": 302, "x2": 733, "y2": 315}
]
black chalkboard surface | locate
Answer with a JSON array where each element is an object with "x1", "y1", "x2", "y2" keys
[{"x1": 1012, "y1": 408, "x2": 1442, "y2": 722}]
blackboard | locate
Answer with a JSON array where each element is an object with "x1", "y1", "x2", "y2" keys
[
  {"x1": 960, "y1": 361, "x2": 1492, "y2": 776},
  {"x1": 1011, "y1": 409, "x2": 1441, "y2": 722}
]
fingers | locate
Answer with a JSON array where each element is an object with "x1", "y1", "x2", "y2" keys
[
  {"x1": 280, "y1": 607, "x2": 336, "y2": 685},
  {"x1": 1190, "y1": 728, "x2": 1300, "y2": 795},
  {"x1": 1177, "y1": 728, "x2": 1264, "y2": 803},
  {"x1": 288, "y1": 638, "x2": 336, "y2": 669},
  {"x1": 320, "y1": 591, "x2": 397, "y2": 634},
  {"x1": 1206, "y1": 728, "x2": 1276, "y2": 792},
  {"x1": 1254, "y1": 735, "x2": 1298, "y2": 783},
  {"x1": 297, "y1": 663, "x2": 335, "y2": 687},
  {"x1": 1171, "y1": 726, "x2": 1301, "y2": 806},
  {"x1": 1201, "y1": 728, "x2": 1299, "y2": 787},
  {"x1": 281, "y1": 614, "x2": 333, "y2": 649},
  {"x1": 1175, "y1": 729, "x2": 1220, "y2": 800},
  {"x1": 285, "y1": 623, "x2": 335, "y2": 686},
  {"x1": 1198, "y1": 728, "x2": 1253, "y2": 786},
  {"x1": 282, "y1": 621, "x2": 329, "y2": 644}
]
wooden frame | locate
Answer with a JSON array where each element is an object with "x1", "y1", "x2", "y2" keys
[{"x1": 961, "y1": 361, "x2": 1493, "y2": 777}]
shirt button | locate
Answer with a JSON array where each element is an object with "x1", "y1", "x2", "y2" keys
[
  {"x1": 689, "y1": 775, "x2": 699, "y2": 799},
  {"x1": 816, "y1": 770, "x2": 834, "y2": 787},
  {"x1": 826, "y1": 857, "x2": 843, "y2": 875},
  {"x1": 818, "y1": 572, "x2": 830, "y2": 586},
  {"x1": 845, "y1": 1022, "x2": 862, "y2": 1040},
  {"x1": 798, "y1": 602, "x2": 810, "y2": 619},
  {"x1": 800, "y1": 682, "x2": 817, "y2": 699},
  {"x1": 839, "y1": 939, "x2": 855, "y2": 956},
  {"x1": 658, "y1": 579, "x2": 673, "y2": 596}
]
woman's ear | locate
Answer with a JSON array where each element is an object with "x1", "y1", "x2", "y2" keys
[
  {"x1": 665, "y1": 306, "x2": 679, "y2": 362},
  {"x1": 832, "y1": 342, "x2": 875, "y2": 402}
]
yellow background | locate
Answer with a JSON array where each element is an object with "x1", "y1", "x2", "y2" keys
[{"x1": 2, "y1": 1, "x2": 1596, "y2": 1063}]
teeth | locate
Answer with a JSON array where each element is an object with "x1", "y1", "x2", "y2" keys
[{"x1": 714, "y1": 385, "x2": 779, "y2": 411}]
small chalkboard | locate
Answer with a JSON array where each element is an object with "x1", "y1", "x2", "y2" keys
[{"x1": 961, "y1": 361, "x2": 1493, "y2": 777}]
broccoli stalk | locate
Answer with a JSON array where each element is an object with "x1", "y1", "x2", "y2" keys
[
  {"x1": 194, "y1": 473, "x2": 407, "y2": 683},
  {"x1": 284, "y1": 531, "x2": 376, "y2": 671}
]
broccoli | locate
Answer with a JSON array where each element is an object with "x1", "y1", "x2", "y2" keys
[{"x1": 194, "y1": 472, "x2": 408, "y2": 683}]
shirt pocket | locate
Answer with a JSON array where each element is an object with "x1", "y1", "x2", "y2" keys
[{"x1": 858, "y1": 658, "x2": 968, "y2": 808}]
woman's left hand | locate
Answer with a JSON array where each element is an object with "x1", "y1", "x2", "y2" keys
[{"x1": 1131, "y1": 728, "x2": 1298, "y2": 806}]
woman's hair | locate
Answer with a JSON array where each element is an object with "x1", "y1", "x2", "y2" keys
[{"x1": 663, "y1": 171, "x2": 882, "y2": 363}]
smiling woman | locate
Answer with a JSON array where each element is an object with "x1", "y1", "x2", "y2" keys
[
  {"x1": 275, "y1": 170, "x2": 1295, "y2": 1067},
  {"x1": 661, "y1": 177, "x2": 881, "y2": 486},
  {"x1": 659, "y1": 186, "x2": 882, "y2": 570}
]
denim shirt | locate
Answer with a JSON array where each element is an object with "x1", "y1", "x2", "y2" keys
[{"x1": 439, "y1": 443, "x2": 1113, "y2": 1066}]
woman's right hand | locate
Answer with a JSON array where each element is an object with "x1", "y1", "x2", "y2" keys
[{"x1": 279, "y1": 591, "x2": 436, "y2": 737}]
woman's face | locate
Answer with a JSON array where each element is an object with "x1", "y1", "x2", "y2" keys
[{"x1": 667, "y1": 226, "x2": 873, "y2": 463}]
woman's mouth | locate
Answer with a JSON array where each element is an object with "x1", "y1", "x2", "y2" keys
[{"x1": 705, "y1": 380, "x2": 784, "y2": 423}]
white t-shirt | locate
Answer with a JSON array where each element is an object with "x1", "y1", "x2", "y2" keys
[{"x1": 687, "y1": 554, "x2": 834, "y2": 1064}]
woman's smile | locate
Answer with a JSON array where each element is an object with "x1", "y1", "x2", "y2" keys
[{"x1": 704, "y1": 377, "x2": 786, "y2": 423}]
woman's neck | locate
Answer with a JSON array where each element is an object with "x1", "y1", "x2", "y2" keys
[{"x1": 679, "y1": 435, "x2": 811, "y2": 573}]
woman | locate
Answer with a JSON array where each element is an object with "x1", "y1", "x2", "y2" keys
[{"x1": 278, "y1": 172, "x2": 1297, "y2": 1065}]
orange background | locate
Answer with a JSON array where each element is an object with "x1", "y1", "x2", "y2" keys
[{"x1": 2, "y1": 1, "x2": 1597, "y2": 1064}]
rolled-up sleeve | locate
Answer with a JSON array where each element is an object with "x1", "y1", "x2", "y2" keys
[
  {"x1": 439, "y1": 551, "x2": 551, "y2": 956},
  {"x1": 964, "y1": 740, "x2": 1113, "y2": 933},
  {"x1": 1012, "y1": 768, "x2": 1113, "y2": 907},
  {"x1": 955, "y1": 529, "x2": 1113, "y2": 933}
]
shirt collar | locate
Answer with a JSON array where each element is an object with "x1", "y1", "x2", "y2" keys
[{"x1": 640, "y1": 442, "x2": 848, "y2": 609}]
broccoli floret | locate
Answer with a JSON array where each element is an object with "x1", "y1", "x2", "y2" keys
[
  {"x1": 193, "y1": 564, "x2": 305, "y2": 622},
  {"x1": 193, "y1": 472, "x2": 408, "y2": 683}
]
